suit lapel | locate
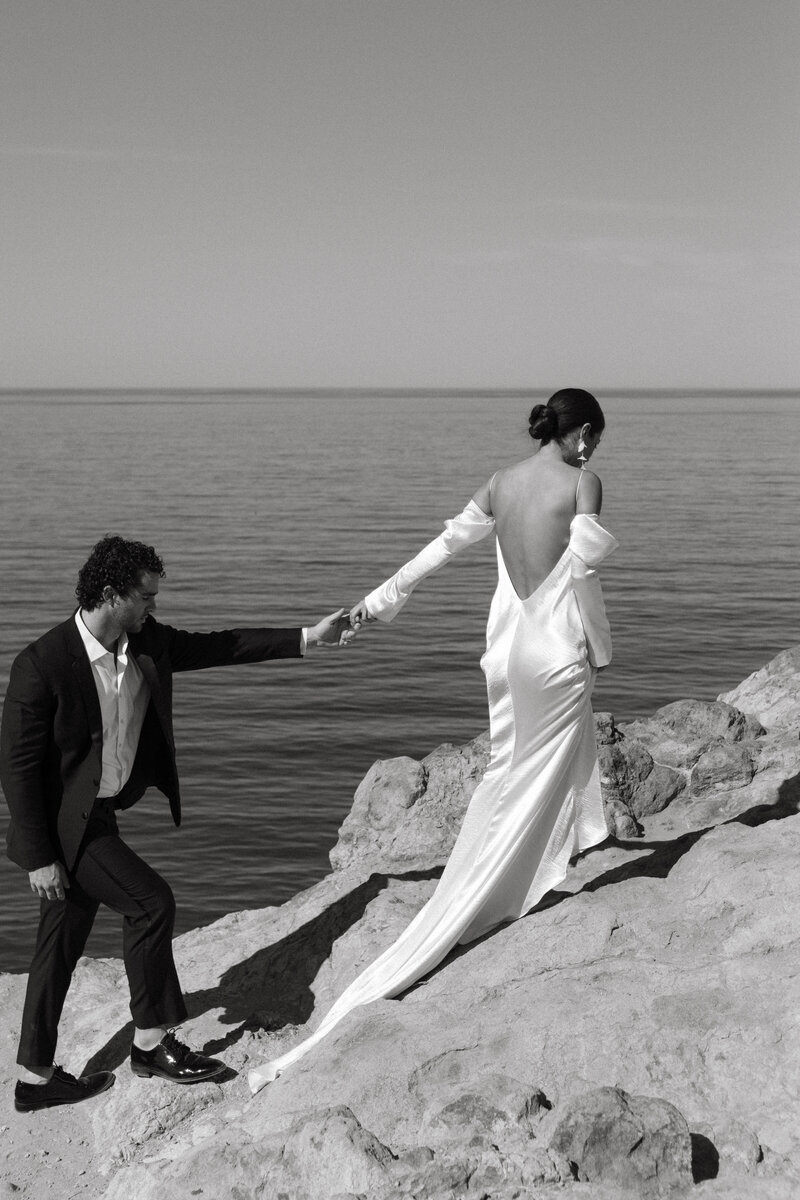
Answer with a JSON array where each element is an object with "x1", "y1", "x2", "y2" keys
[
  {"x1": 128, "y1": 642, "x2": 173, "y2": 746},
  {"x1": 136, "y1": 654, "x2": 165, "y2": 717},
  {"x1": 63, "y1": 616, "x2": 104, "y2": 753}
]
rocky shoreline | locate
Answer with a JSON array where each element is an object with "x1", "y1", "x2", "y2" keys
[{"x1": 2, "y1": 648, "x2": 800, "y2": 1198}]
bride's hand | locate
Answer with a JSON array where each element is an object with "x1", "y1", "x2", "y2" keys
[{"x1": 349, "y1": 600, "x2": 374, "y2": 630}]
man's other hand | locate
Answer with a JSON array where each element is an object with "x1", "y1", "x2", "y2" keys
[
  {"x1": 307, "y1": 609, "x2": 355, "y2": 648},
  {"x1": 29, "y1": 862, "x2": 70, "y2": 902}
]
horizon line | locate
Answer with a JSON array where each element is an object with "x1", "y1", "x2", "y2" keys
[{"x1": 1, "y1": 386, "x2": 799, "y2": 398}]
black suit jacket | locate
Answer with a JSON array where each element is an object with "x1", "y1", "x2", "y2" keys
[{"x1": 0, "y1": 614, "x2": 303, "y2": 872}]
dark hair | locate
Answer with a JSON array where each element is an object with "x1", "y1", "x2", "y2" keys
[
  {"x1": 76, "y1": 535, "x2": 165, "y2": 610},
  {"x1": 529, "y1": 388, "x2": 605, "y2": 445}
]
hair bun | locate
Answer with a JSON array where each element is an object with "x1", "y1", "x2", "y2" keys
[{"x1": 528, "y1": 403, "x2": 558, "y2": 443}]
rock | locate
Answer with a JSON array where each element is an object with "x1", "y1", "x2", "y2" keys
[
  {"x1": 690, "y1": 743, "x2": 755, "y2": 793},
  {"x1": 655, "y1": 698, "x2": 764, "y2": 744},
  {"x1": 342, "y1": 755, "x2": 426, "y2": 830},
  {"x1": 599, "y1": 736, "x2": 655, "y2": 794},
  {"x1": 329, "y1": 732, "x2": 490, "y2": 874},
  {"x1": 547, "y1": 1085, "x2": 693, "y2": 1193},
  {"x1": 720, "y1": 645, "x2": 800, "y2": 729},
  {"x1": 603, "y1": 793, "x2": 643, "y2": 838},
  {"x1": 598, "y1": 735, "x2": 686, "y2": 823},
  {"x1": 710, "y1": 1117, "x2": 763, "y2": 1176},
  {"x1": 696, "y1": 1177, "x2": 799, "y2": 1200},
  {"x1": 622, "y1": 699, "x2": 764, "y2": 770},
  {"x1": 333, "y1": 712, "x2": 692, "y2": 876},
  {"x1": 4, "y1": 649, "x2": 800, "y2": 1200},
  {"x1": 313, "y1": 876, "x2": 437, "y2": 1005},
  {"x1": 91, "y1": 1072, "x2": 225, "y2": 1171},
  {"x1": 251, "y1": 813, "x2": 800, "y2": 1194},
  {"x1": 262, "y1": 1105, "x2": 397, "y2": 1200},
  {"x1": 413, "y1": 1065, "x2": 548, "y2": 1145},
  {"x1": 595, "y1": 710, "x2": 622, "y2": 745},
  {"x1": 758, "y1": 1144, "x2": 800, "y2": 1183},
  {"x1": 635, "y1": 762, "x2": 688, "y2": 815}
]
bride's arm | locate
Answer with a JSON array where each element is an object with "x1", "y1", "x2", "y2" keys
[
  {"x1": 471, "y1": 477, "x2": 493, "y2": 516},
  {"x1": 353, "y1": 493, "x2": 495, "y2": 625},
  {"x1": 570, "y1": 491, "x2": 618, "y2": 667},
  {"x1": 572, "y1": 559, "x2": 613, "y2": 669}
]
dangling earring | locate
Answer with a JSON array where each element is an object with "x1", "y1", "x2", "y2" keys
[{"x1": 577, "y1": 437, "x2": 587, "y2": 469}]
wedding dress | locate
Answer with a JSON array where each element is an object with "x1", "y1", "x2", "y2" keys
[{"x1": 249, "y1": 491, "x2": 618, "y2": 1094}]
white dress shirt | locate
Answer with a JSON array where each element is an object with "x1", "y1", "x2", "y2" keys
[{"x1": 75, "y1": 612, "x2": 151, "y2": 799}]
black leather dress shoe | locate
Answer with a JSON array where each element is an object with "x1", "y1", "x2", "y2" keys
[
  {"x1": 14, "y1": 1065, "x2": 115, "y2": 1112},
  {"x1": 130, "y1": 1031, "x2": 225, "y2": 1083}
]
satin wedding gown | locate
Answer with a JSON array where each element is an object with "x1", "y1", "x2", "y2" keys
[{"x1": 248, "y1": 486, "x2": 618, "y2": 1094}]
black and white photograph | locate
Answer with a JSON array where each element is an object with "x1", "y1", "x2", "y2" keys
[{"x1": 1, "y1": 2, "x2": 799, "y2": 1196}]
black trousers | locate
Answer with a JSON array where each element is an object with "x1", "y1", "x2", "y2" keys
[{"x1": 16, "y1": 799, "x2": 187, "y2": 1068}]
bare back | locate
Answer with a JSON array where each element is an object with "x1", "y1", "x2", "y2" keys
[{"x1": 475, "y1": 454, "x2": 602, "y2": 601}]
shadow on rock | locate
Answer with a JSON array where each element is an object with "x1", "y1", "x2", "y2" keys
[
  {"x1": 547, "y1": 769, "x2": 800, "y2": 913},
  {"x1": 79, "y1": 771, "x2": 800, "y2": 1075},
  {"x1": 691, "y1": 1132, "x2": 720, "y2": 1182},
  {"x1": 413, "y1": 769, "x2": 800, "y2": 983},
  {"x1": 83, "y1": 1019, "x2": 135, "y2": 1075},
  {"x1": 85, "y1": 866, "x2": 442, "y2": 1070},
  {"x1": 736, "y1": 767, "x2": 800, "y2": 828}
]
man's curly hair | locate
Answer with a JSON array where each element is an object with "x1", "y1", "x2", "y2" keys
[{"x1": 76, "y1": 536, "x2": 165, "y2": 610}]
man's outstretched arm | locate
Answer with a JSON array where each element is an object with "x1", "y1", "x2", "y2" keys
[{"x1": 157, "y1": 609, "x2": 353, "y2": 673}]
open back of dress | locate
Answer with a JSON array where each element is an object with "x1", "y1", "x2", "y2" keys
[{"x1": 249, "y1": 508, "x2": 618, "y2": 1093}]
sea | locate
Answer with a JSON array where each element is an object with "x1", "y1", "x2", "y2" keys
[{"x1": 1, "y1": 390, "x2": 797, "y2": 971}]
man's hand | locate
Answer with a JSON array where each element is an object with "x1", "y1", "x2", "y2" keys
[
  {"x1": 306, "y1": 609, "x2": 355, "y2": 648},
  {"x1": 29, "y1": 861, "x2": 70, "y2": 902}
]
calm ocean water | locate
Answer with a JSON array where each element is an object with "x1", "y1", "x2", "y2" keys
[{"x1": 1, "y1": 391, "x2": 798, "y2": 971}]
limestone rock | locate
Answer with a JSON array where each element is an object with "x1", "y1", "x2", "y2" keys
[
  {"x1": 4, "y1": 648, "x2": 800, "y2": 1200},
  {"x1": 690, "y1": 743, "x2": 755, "y2": 793},
  {"x1": 603, "y1": 793, "x2": 643, "y2": 838},
  {"x1": 597, "y1": 724, "x2": 686, "y2": 823},
  {"x1": 329, "y1": 732, "x2": 490, "y2": 874},
  {"x1": 720, "y1": 645, "x2": 800, "y2": 729},
  {"x1": 622, "y1": 699, "x2": 764, "y2": 770},
  {"x1": 548, "y1": 1085, "x2": 692, "y2": 1193},
  {"x1": 91, "y1": 1071, "x2": 225, "y2": 1171},
  {"x1": 594, "y1": 710, "x2": 622, "y2": 745},
  {"x1": 412, "y1": 1063, "x2": 548, "y2": 1145},
  {"x1": 261, "y1": 1104, "x2": 397, "y2": 1200},
  {"x1": 695, "y1": 1116, "x2": 763, "y2": 1177},
  {"x1": 312, "y1": 876, "x2": 437, "y2": 1007},
  {"x1": 332, "y1": 712, "x2": 693, "y2": 873}
]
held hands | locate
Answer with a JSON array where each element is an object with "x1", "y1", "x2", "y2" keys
[
  {"x1": 29, "y1": 861, "x2": 70, "y2": 902},
  {"x1": 306, "y1": 609, "x2": 352, "y2": 648},
  {"x1": 349, "y1": 600, "x2": 375, "y2": 631},
  {"x1": 306, "y1": 602, "x2": 375, "y2": 648},
  {"x1": 341, "y1": 599, "x2": 376, "y2": 643}
]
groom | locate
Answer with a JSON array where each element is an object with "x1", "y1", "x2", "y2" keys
[{"x1": 1, "y1": 535, "x2": 351, "y2": 1112}]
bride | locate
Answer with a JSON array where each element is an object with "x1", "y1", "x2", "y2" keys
[{"x1": 248, "y1": 388, "x2": 618, "y2": 1093}]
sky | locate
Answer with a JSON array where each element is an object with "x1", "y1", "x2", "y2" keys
[{"x1": 1, "y1": 0, "x2": 798, "y2": 390}]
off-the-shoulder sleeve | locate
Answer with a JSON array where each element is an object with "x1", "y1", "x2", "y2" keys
[
  {"x1": 569, "y1": 514, "x2": 619, "y2": 668},
  {"x1": 365, "y1": 500, "x2": 495, "y2": 622}
]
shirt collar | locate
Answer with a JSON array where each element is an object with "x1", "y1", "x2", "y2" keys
[{"x1": 75, "y1": 610, "x2": 128, "y2": 662}]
